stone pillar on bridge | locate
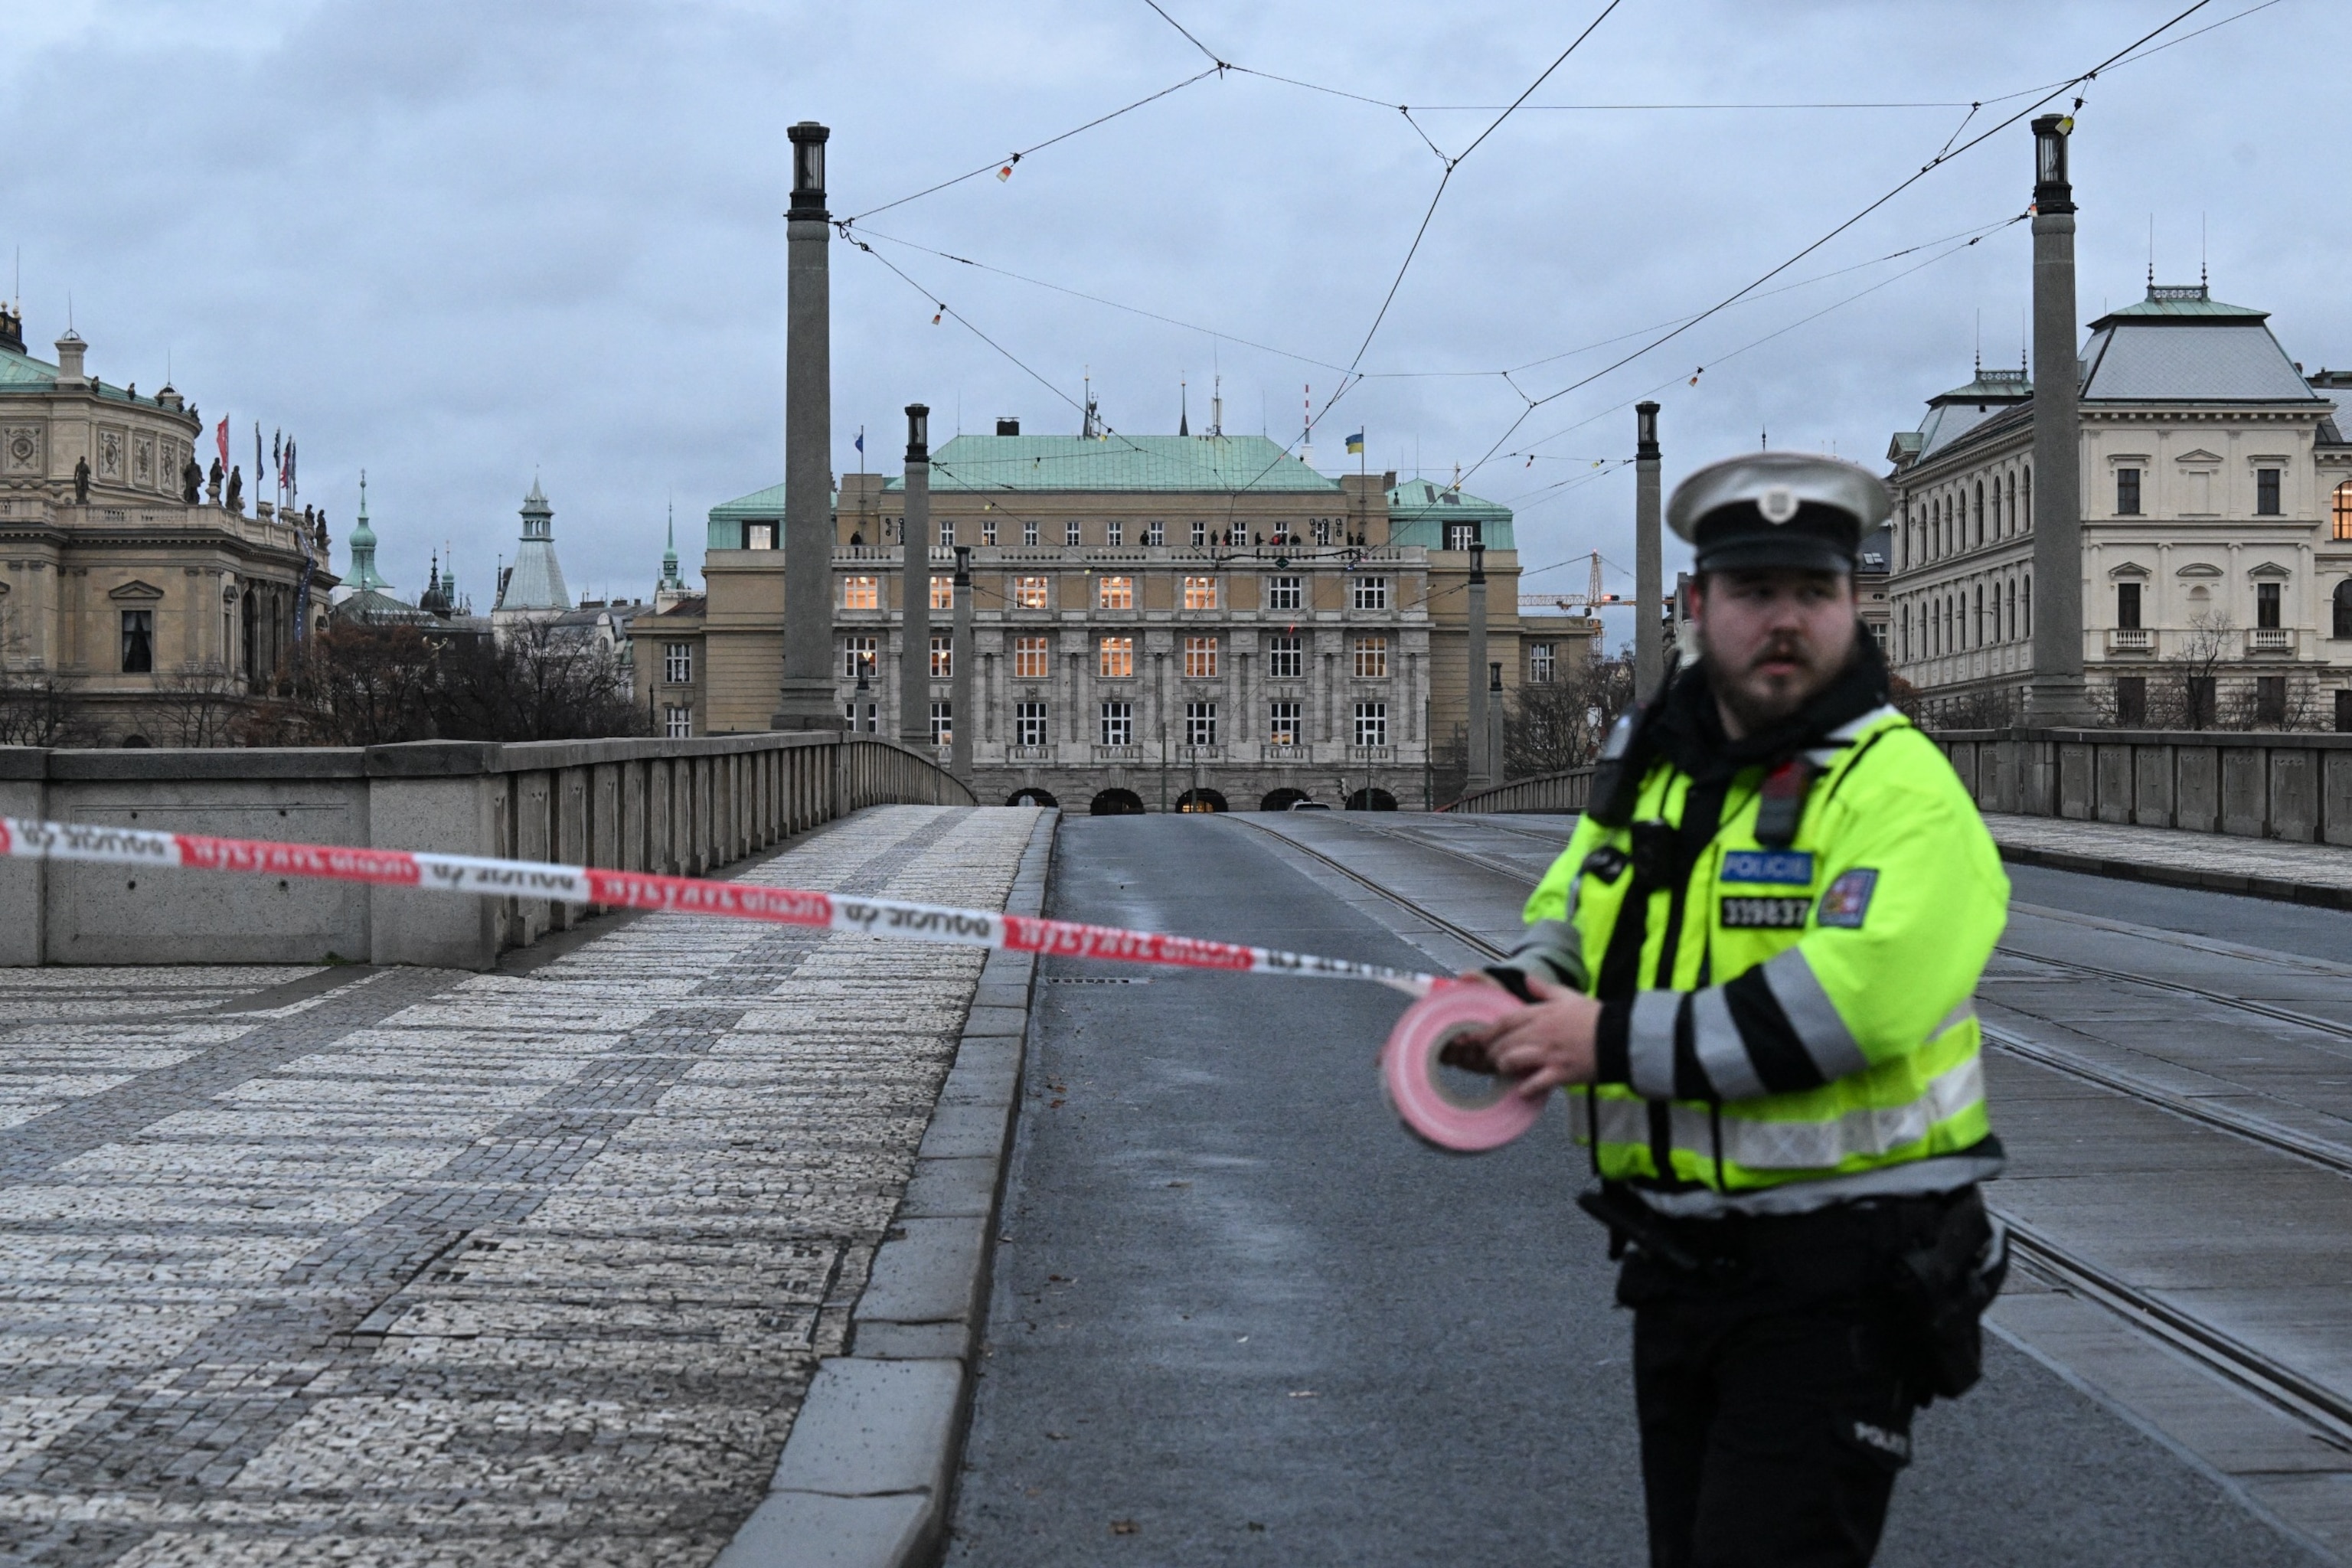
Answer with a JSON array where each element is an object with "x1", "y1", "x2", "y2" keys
[
  {"x1": 952, "y1": 544, "x2": 974, "y2": 782},
  {"x1": 773, "y1": 120, "x2": 844, "y2": 732},
  {"x1": 898, "y1": 404, "x2": 933, "y2": 753},
  {"x1": 1486, "y1": 661, "x2": 1505, "y2": 785},
  {"x1": 1465, "y1": 540, "x2": 1491, "y2": 794},
  {"x1": 1635, "y1": 400, "x2": 1664, "y2": 701},
  {"x1": 2027, "y1": 113, "x2": 2088, "y2": 725}
]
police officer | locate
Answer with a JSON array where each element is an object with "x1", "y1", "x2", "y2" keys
[{"x1": 1457, "y1": 452, "x2": 2011, "y2": 1567}]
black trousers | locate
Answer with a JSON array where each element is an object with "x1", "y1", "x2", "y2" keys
[{"x1": 1616, "y1": 1201, "x2": 1930, "y2": 1568}]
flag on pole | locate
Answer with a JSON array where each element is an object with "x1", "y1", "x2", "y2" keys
[
  {"x1": 854, "y1": 429, "x2": 864, "y2": 455},
  {"x1": 214, "y1": 416, "x2": 228, "y2": 471},
  {"x1": 1344, "y1": 431, "x2": 1365, "y2": 456}
]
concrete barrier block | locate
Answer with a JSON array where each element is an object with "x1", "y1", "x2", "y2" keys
[
  {"x1": 2327, "y1": 752, "x2": 2352, "y2": 847},
  {"x1": 2093, "y1": 744, "x2": 2133, "y2": 825},
  {"x1": 2272, "y1": 749, "x2": 2319, "y2": 842},
  {"x1": 2177, "y1": 746, "x2": 2219, "y2": 832},
  {"x1": 371, "y1": 775, "x2": 501, "y2": 969},
  {"x1": 2057, "y1": 743, "x2": 2093, "y2": 820},
  {"x1": 2222, "y1": 746, "x2": 2268, "y2": 838},
  {"x1": 2132, "y1": 744, "x2": 2174, "y2": 828},
  {"x1": 0, "y1": 774, "x2": 44, "y2": 965}
]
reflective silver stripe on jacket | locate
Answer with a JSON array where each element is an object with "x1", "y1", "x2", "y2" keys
[
  {"x1": 1568, "y1": 1052, "x2": 1985, "y2": 1172},
  {"x1": 1625, "y1": 991, "x2": 1681, "y2": 1099},
  {"x1": 1687, "y1": 985, "x2": 1761, "y2": 1099},
  {"x1": 1759, "y1": 949, "x2": 1870, "y2": 1082},
  {"x1": 1508, "y1": 919, "x2": 1586, "y2": 987},
  {"x1": 1804, "y1": 704, "x2": 1902, "y2": 769}
]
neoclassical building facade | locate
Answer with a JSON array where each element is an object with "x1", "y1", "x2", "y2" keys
[
  {"x1": 0, "y1": 315, "x2": 329, "y2": 739},
  {"x1": 639, "y1": 429, "x2": 1540, "y2": 809},
  {"x1": 1886, "y1": 282, "x2": 2352, "y2": 730}
]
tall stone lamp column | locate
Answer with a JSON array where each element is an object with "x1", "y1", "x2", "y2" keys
[
  {"x1": 898, "y1": 403, "x2": 932, "y2": 751},
  {"x1": 1635, "y1": 401, "x2": 1663, "y2": 700},
  {"x1": 773, "y1": 119, "x2": 844, "y2": 731},
  {"x1": 1465, "y1": 539, "x2": 1492, "y2": 795},
  {"x1": 951, "y1": 545, "x2": 975, "y2": 781},
  {"x1": 1486, "y1": 662, "x2": 1506, "y2": 786},
  {"x1": 2026, "y1": 113, "x2": 2087, "y2": 726}
]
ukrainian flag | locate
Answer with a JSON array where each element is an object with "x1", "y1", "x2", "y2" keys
[{"x1": 1344, "y1": 430, "x2": 1365, "y2": 456}]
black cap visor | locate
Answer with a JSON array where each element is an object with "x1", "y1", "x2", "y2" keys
[{"x1": 1690, "y1": 501, "x2": 1857, "y2": 575}]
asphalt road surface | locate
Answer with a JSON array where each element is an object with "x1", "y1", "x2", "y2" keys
[{"x1": 948, "y1": 815, "x2": 2316, "y2": 1566}]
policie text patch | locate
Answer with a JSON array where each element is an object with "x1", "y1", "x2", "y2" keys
[
  {"x1": 1815, "y1": 869, "x2": 1879, "y2": 928},
  {"x1": 1720, "y1": 850, "x2": 1814, "y2": 885},
  {"x1": 1720, "y1": 896, "x2": 1810, "y2": 929}
]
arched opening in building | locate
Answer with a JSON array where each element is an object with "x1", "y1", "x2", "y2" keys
[
  {"x1": 1345, "y1": 787, "x2": 1399, "y2": 812},
  {"x1": 1259, "y1": 787, "x2": 1312, "y2": 812},
  {"x1": 1174, "y1": 787, "x2": 1229, "y2": 813},
  {"x1": 1006, "y1": 787, "x2": 1059, "y2": 808},
  {"x1": 2334, "y1": 579, "x2": 2352, "y2": 640},
  {"x1": 120, "y1": 733, "x2": 152, "y2": 750},
  {"x1": 1089, "y1": 788, "x2": 1147, "y2": 816}
]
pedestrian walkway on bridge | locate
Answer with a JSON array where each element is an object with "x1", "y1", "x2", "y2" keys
[{"x1": 0, "y1": 805, "x2": 1044, "y2": 1566}]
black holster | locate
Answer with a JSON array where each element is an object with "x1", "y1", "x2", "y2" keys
[{"x1": 1887, "y1": 1185, "x2": 2007, "y2": 1402}]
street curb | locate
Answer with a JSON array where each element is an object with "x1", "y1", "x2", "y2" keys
[
  {"x1": 1994, "y1": 841, "x2": 2352, "y2": 913},
  {"x1": 715, "y1": 807, "x2": 1058, "y2": 1568}
]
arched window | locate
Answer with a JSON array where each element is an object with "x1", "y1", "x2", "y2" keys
[
  {"x1": 1975, "y1": 582, "x2": 1984, "y2": 646},
  {"x1": 2024, "y1": 573, "x2": 2032, "y2": 637},
  {"x1": 2334, "y1": 482, "x2": 2352, "y2": 542},
  {"x1": 2023, "y1": 466, "x2": 2032, "y2": 529},
  {"x1": 1975, "y1": 482, "x2": 1985, "y2": 548},
  {"x1": 2334, "y1": 579, "x2": 2352, "y2": 639}
]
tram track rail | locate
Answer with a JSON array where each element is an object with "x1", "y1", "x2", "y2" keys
[{"x1": 1232, "y1": 811, "x2": 2352, "y2": 1453}]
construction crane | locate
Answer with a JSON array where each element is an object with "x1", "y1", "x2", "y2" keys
[{"x1": 1518, "y1": 552, "x2": 1620, "y2": 612}]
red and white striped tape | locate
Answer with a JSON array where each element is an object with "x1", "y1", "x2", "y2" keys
[{"x1": 0, "y1": 816, "x2": 1438, "y2": 995}]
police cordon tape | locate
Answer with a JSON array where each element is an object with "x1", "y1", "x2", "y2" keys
[{"x1": 0, "y1": 815, "x2": 1547, "y2": 1152}]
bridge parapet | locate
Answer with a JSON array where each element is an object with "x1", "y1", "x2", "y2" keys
[
  {"x1": 1442, "y1": 767, "x2": 1593, "y2": 816},
  {"x1": 1932, "y1": 727, "x2": 2352, "y2": 846},
  {"x1": 0, "y1": 733, "x2": 973, "y2": 967}
]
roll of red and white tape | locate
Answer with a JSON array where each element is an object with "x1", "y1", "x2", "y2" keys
[{"x1": 1380, "y1": 979, "x2": 1544, "y2": 1152}]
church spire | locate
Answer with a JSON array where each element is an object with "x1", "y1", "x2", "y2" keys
[
  {"x1": 659, "y1": 501, "x2": 684, "y2": 592},
  {"x1": 346, "y1": 468, "x2": 388, "y2": 591}
]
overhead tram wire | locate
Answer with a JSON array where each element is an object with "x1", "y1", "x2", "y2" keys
[
  {"x1": 1204, "y1": 0, "x2": 1628, "y2": 528},
  {"x1": 1451, "y1": 0, "x2": 2225, "y2": 489}
]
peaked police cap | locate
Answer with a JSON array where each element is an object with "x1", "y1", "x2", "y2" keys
[{"x1": 1668, "y1": 452, "x2": 1891, "y2": 573}]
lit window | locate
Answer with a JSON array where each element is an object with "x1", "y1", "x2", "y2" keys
[
  {"x1": 983, "y1": 520, "x2": 998, "y2": 546},
  {"x1": 1446, "y1": 522, "x2": 1478, "y2": 551},
  {"x1": 1354, "y1": 701, "x2": 1388, "y2": 748},
  {"x1": 930, "y1": 576, "x2": 952, "y2": 610},
  {"x1": 665, "y1": 704, "x2": 692, "y2": 738},
  {"x1": 1014, "y1": 635, "x2": 1050, "y2": 679},
  {"x1": 1314, "y1": 519, "x2": 1331, "y2": 546},
  {"x1": 930, "y1": 701, "x2": 952, "y2": 746},
  {"x1": 1100, "y1": 701, "x2": 1134, "y2": 746},
  {"x1": 2334, "y1": 482, "x2": 2352, "y2": 541},
  {"x1": 1014, "y1": 576, "x2": 1050, "y2": 609},
  {"x1": 1186, "y1": 702, "x2": 1218, "y2": 746},
  {"x1": 1183, "y1": 577, "x2": 1218, "y2": 610},
  {"x1": 1266, "y1": 634, "x2": 1302, "y2": 679},
  {"x1": 1268, "y1": 700, "x2": 1302, "y2": 744},
  {"x1": 1267, "y1": 576, "x2": 1302, "y2": 611},
  {"x1": 1528, "y1": 642, "x2": 1556, "y2": 684},
  {"x1": 1106, "y1": 521, "x2": 1124, "y2": 546},
  {"x1": 1145, "y1": 521, "x2": 1165, "y2": 547},
  {"x1": 665, "y1": 642, "x2": 693, "y2": 684},
  {"x1": 842, "y1": 635, "x2": 877, "y2": 678},
  {"x1": 2258, "y1": 468, "x2": 2282, "y2": 516},
  {"x1": 1023, "y1": 520, "x2": 1039, "y2": 546},
  {"x1": 1191, "y1": 521, "x2": 1207, "y2": 547},
  {"x1": 1098, "y1": 575, "x2": 1134, "y2": 610},
  {"x1": 930, "y1": 634, "x2": 952, "y2": 678},
  {"x1": 1184, "y1": 635, "x2": 1219, "y2": 678},
  {"x1": 842, "y1": 576, "x2": 879, "y2": 609},
  {"x1": 746, "y1": 521, "x2": 776, "y2": 550},
  {"x1": 1352, "y1": 635, "x2": 1388, "y2": 678},
  {"x1": 1099, "y1": 635, "x2": 1134, "y2": 678},
  {"x1": 1016, "y1": 702, "x2": 1049, "y2": 746},
  {"x1": 1352, "y1": 577, "x2": 1390, "y2": 610},
  {"x1": 939, "y1": 520, "x2": 956, "y2": 547},
  {"x1": 1067, "y1": 521, "x2": 1083, "y2": 546}
]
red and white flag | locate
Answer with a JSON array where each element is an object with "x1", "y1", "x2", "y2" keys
[{"x1": 214, "y1": 416, "x2": 229, "y2": 471}]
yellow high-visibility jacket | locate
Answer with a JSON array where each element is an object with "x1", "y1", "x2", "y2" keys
[{"x1": 1516, "y1": 703, "x2": 2010, "y2": 1216}]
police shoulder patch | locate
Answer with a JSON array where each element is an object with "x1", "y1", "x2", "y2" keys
[
  {"x1": 1720, "y1": 896, "x2": 1810, "y2": 929},
  {"x1": 1815, "y1": 869, "x2": 1879, "y2": 929},
  {"x1": 1720, "y1": 850, "x2": 1814, "y2": 885}
]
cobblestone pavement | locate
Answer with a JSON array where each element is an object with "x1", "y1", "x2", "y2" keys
[
  {"x1": 1984, "y1": 810, "x2": 2352, "y2": 893},
  {"x1": 0, "y1": 805, "x2": 1042, "y2": 1567}
]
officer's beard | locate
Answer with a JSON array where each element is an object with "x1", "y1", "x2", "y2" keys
[{"x1": 1696, "y1": 629, "x2": 1834, "y2": 740}]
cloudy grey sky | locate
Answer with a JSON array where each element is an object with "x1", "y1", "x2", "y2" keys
[{"x1": 2, "y1": 0, "x2": 2334, "y2": 627}]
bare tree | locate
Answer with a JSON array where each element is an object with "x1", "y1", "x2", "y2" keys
[
  {"x1": 2154, "y1": 610, "x2": 2233, "y2": 730},
  {"x1": 302, "y1": 625, "x2": 443, "y2": 746},
  {"x1": 145, "y1": 667, "x2": 250, "y2": 747},
  {"x1": 1505, "y1": 648, "x2": 1635, "y2": 779},
  {"x1": 433, "y1": 620, "x2": 648, "y2": 742},
  {"x1": 0, "y1": 612, "x2": 90, "y2": 746}
]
